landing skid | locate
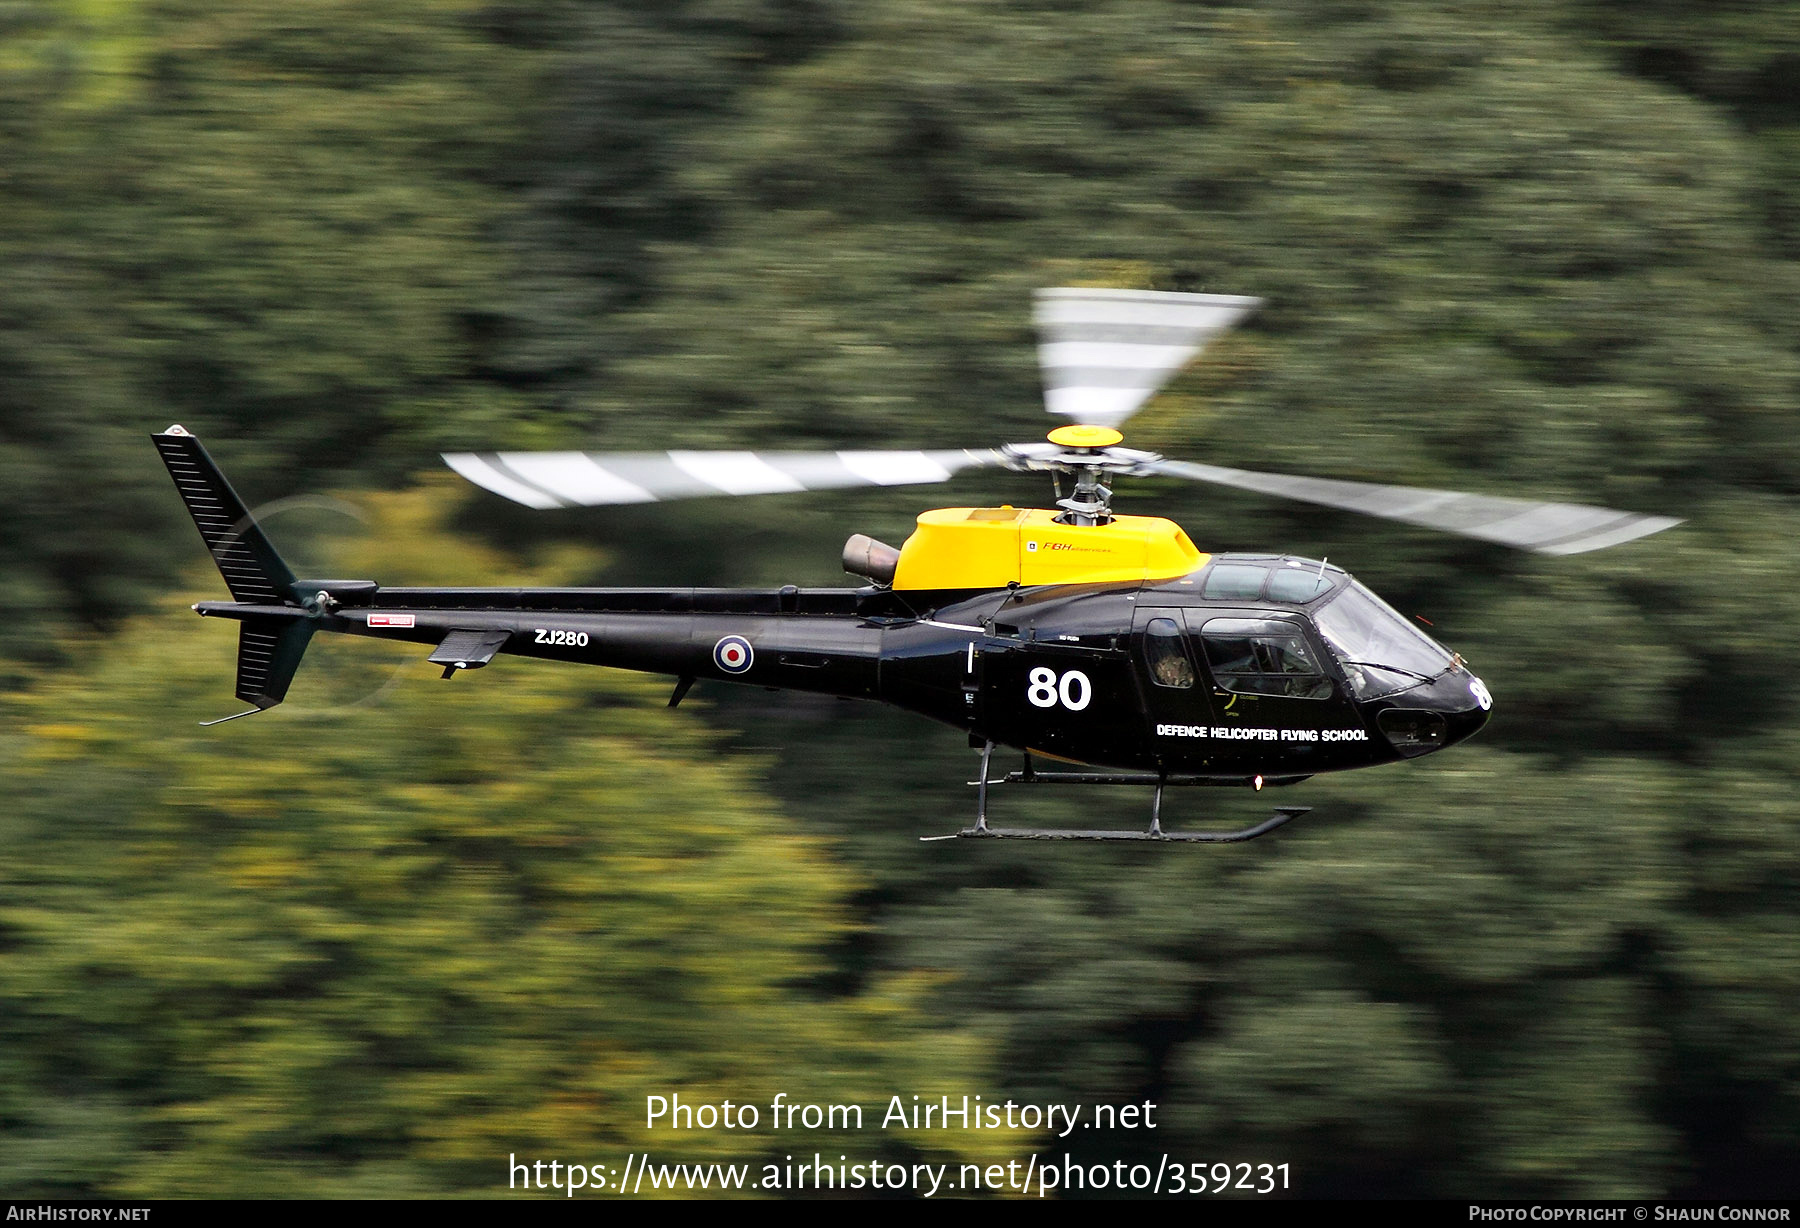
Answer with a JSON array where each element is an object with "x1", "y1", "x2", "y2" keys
[{"x1": 921, "y1": 744, "x2": 1310, "y2": 844}]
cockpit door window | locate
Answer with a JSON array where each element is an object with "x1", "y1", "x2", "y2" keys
[
  {"x1": 1143, "y1": 616, "x2": 1196, "y2": 689},
  {"x1": 1199, "y1": 618, "x2": 1333, "y2": 700}
]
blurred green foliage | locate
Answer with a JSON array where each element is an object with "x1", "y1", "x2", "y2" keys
[
  {"x1": 0, "y1": 486, "x2": 1007, "y2": 1195},
  {"x1": 1, "y1": 0, "x2": 1798, "y2": 1199}
]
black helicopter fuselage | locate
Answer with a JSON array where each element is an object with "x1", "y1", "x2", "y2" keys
[
  {"x1": 158, "y1": 423, "x2": 1488, "y2": 792},
  {"x1": 197, "y1": 557, "x2": 1490, "y2": 780}
]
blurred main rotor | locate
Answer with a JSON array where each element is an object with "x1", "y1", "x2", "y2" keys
[{"x1": 445, "y1": 288, "x2": 1679, "y2": 555}]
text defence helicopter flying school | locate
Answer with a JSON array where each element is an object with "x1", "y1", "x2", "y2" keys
[{"x1": 156, "y1": 289, "x2": 1680, "y2": 842}]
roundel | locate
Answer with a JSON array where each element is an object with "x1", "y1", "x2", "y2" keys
[{"x1": 714, "y1": 635, "x2": 754, "y2": 674}]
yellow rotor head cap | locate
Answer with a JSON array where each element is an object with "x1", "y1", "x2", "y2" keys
[{"x1": 1046, "y1": 424, "x2": 1124, "y2": 449}]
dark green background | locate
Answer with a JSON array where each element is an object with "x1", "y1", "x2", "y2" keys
[{"x1": 2, "y1": 0, "x2": 1797, "y2": 1197}]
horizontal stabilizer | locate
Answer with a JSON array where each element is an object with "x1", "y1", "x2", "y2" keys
[{"x1": 429, "y1": 628, "x2": 510, "y2": 672}]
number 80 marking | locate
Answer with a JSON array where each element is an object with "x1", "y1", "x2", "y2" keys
[{"x1": 1027, "y1": 667, "x2": 1091, "y2": 711}]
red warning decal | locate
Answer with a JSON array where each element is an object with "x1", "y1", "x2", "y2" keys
[{"x1": 369, "y1": 613, "x2": 415, "y2": 628}]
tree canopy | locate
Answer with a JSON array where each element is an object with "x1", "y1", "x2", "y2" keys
[
  {"x1": 0, "y1": 487, "x2": 1003, "y2": 1196},
  {"x1": 2, "y1": 0, "x2": 1799, "y2": 1198}
]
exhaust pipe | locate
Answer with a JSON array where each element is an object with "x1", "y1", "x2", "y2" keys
[{"x1": 842, "y1": 534, "x2": 900, "y2": 585}]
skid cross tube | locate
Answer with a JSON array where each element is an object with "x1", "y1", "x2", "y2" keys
[
  {"x1": 937, "y1": 807, "x2": 1310, "y2": 843},
  {"x1": 971, "y1": 771, "x2": 1270, "y2": 787},
  {"x1": 924, "y1": 745, "x2": 1312, "y2": 843}
]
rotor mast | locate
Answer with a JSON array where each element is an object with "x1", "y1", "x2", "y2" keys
[
  {"x1": 1061, "y1": 465, "x2": 1113, "y2": 526},
  {"x1": 1051, "y1": 424, "x2": 1123, "y2": 525},
  {"x1": 1001, "y1": 424, "x2": 1164, "y2": 527}
]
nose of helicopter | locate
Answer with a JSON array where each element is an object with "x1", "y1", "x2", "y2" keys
[{"x1": 1371, "y1": 669, "x2": 1493, "y2": 757}]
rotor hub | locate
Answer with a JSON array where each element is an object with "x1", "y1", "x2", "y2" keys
[
  {"x1": 1046, "y1": 424, "x2": 1124, "y2": 449},
  {"x1": 991, "y1": 427, "x2": 1165, "y2": 525}
]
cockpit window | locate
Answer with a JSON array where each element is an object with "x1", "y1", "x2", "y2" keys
[
  {"x1": 1201, "y1": 559, "x2": 1336, "y2": 603},
  {"x1": 1144, "y1": 617, "x2": 1195, "y2": 689},
  {"x1": 1201, "y1": 564, "x2": 1268, "y2": 600},
  {"x1": 1199, "y1": 618, "x2": 1333, "y2": 700},
  {"x1": 1313, "y1": 581, "x2": 1455, "y2": 700},
  {"x1": 1267, "y1": 566, "x2": 1334, "y2": 603}
]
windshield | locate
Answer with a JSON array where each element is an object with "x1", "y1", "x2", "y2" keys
[{"x1": 1313, "y1": 581, "x2": 1455, "y2": 700}]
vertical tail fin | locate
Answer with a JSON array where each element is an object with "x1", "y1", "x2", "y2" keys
[
  {"x1": 152, "y1": 425, "x2": 296, "y2": 605},
  {"x1": 234, "y1": 615, "x2": 316, "y2": 710},
  {"x1": 155, "y1": 426, "x2": 318, "y2": 722}
]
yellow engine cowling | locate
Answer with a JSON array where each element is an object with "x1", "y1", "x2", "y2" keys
[{"x1": 891, "y1": 507, "x2": 1207, "y2": 590}]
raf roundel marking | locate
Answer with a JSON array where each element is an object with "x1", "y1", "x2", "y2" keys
[{"x1": 714, "y1": 634, "x2": 754, "y2": 674}]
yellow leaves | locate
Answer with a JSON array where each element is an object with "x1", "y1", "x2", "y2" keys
[
  {"x1": 218, "y1": 849, "x2": 310, "y2": 891},
  {"x1": 21, "y1": 722, "x2": 95, "y2": 742},
  {"x1": 17, "y1": 720, "x2": 103, "y2": 765}
]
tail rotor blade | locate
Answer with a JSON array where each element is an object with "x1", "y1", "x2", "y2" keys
[{"x1": 1148, "y1": 459, "x2": 1681, "y2": 555}]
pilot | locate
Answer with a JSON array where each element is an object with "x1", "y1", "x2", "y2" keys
[{"x1": 1152, "y1": 649, "x2": 1195, "y2": 689}]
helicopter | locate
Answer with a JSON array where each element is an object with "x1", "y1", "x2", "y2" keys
[{"x1": 155, "y1": 288, "x2": 1680, "y2": 843}]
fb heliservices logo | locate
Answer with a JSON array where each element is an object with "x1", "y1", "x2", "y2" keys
[{"x1": 714, "y1": 635, "x2": 754, "y2": 674}]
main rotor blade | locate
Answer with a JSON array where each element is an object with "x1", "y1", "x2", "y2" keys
[
  {"x1": 1035, "y1": 288, "x2": 1262, "y2": 429},
  {"x1": 444, "y1": 449, "x2": 1007, "y2": 508},
  {"x1": 1148, "y1": 460, "x2": 1681, "y2": 555}
]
